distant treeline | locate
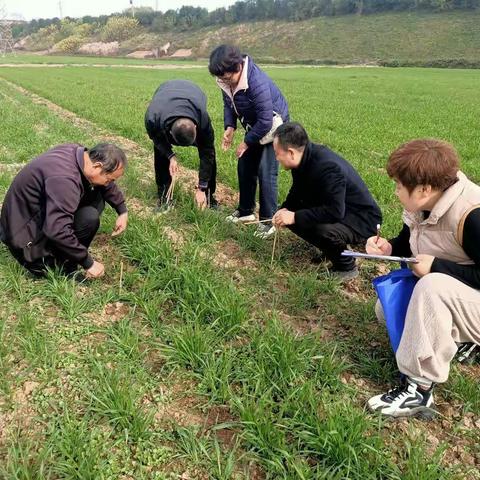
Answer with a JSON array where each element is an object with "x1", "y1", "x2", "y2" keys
[{"x1": 13, "y1": 0, "x2": 480, "y2": 38}]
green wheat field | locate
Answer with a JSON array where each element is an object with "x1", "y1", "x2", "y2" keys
[{"x1": 0, "y1": 59, "x2": 479, "y2": 479}]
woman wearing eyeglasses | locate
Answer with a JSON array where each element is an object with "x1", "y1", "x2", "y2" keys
[{"x1": 209, "y1": 44, "x2": 290, "y2": 239}]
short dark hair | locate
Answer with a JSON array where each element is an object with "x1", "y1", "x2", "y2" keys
[
  {"x1": 208, "y1": 44, "x2": 244, "y2": 77},
  {"x1": 387, "y1": 139, "x2": 459, "y2": 193},
  {"x1": 273, "y1": 122, "x2": 309, "y2": 150},
  {"x1": 88, "y1": 143, "x2": 127, "y2": 173},
  {"x1": 171, "y1": 118, "x2": 196, "y2": 146}
]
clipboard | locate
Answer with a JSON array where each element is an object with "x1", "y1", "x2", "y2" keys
[{"x1": 341, "y1": 250, "x2": 418, "y2": 264}]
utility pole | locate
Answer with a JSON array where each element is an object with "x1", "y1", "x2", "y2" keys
[
  {"x1": 58, "y1": 0, "x2": 63, "y2": 19},
  {"x1": 130, "y1": 0, "x2": 135, "y2": 18},
  {"x1": 0, "y1": 3, "x2": 16, "y2": 57}
]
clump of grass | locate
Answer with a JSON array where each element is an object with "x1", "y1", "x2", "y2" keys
[
  {"x1": 0, "y1": 315, "x2": 13, "y2": 397},
  {"x1": 169, "y1": 256, "x2": 248, "y2": 338},
  {"x1": 129, "y1": 271, "x2": 172, "y2": 333},
  {"x1": 442, "y1": 366, "x2": 480, "y2": 415},
  {"x1": 160, "y1": 323, "x2": 217, "y2": 374},
  {"x1": 198, "y1": 349, "x2": 236, "y2": 404},
  {"x1": 118, "y1": 218, "x2": 175, "y2": 271},
  {"x1": 172, "y1": 425, "x2": 246, "y2": 480},
  {"x1": 106, "y1": 316, "x2": 145, "y2": 366},
  {"x1": 0, "y1": 434, "x2": 53, "y2": 480},
  {"x1": 1, "y1": 259, "x2": 37, "y2": 304},
  {"x1": 46, "y1": 409, "x2": 108, "y2": 479},
  {"x1": 15, "y1": 308, "x2": 59, "y2": 373},
  {"x1": 294, "y1": 396, "x2": 394, "y2": 478},
  {"x1": 396, "y1": 435, "x2": 453, "y2": 480},
  {"x1": 119, "y1": 215, "x2": 249, "y2": 338},
  {"x1": 238, "y1": 317, "x2": 345, "y2": 398},
  {"x1": 85, "y1": 361, "x2": 153, "y2": 442},
  {"x1": 285, "y1": 270, "x2": 339, "y2": 314},
  {"x1": 43, "y1": 270, "x2": 93, "y2": 321}
]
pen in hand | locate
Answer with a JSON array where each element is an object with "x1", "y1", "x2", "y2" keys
[{"x1": 375, "y1": 224, "x2": 381, "y2": 244}]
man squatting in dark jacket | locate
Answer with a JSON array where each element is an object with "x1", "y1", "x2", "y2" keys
[
  {"x1": 0, "y1": 143, "x2": 128, "y2": 280},
  {"x1": 272, "y1": 122, "x2": 382, "y2": 281},
  {"x1": 145, "y1": 79, "x2": 217, "y2": 211}
]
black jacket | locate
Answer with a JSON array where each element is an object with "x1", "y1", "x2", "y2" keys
[
  {"x1": 282, "y1": 142, "x2": 382, "y2": 239},
  {"x1": 0, "y1": 144, "x2": 127, "y2": 269},
  {"x1": 145, "y1": 80, "x2": 216, "y2": 187}
]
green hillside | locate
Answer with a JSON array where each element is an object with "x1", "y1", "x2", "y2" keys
[
  {"x1": 167, "y1": 11, "x2": 480, "y2": 66},
  {"x1": 13, "y1": 11, "x2": 480, "y2": 67}
]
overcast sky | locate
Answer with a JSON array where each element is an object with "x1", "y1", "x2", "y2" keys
[{"x1": 3, "y1": 0, "x2": 236, "y2": 21}]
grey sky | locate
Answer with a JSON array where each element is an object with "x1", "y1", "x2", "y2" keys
[{"x1": 4, "y1": 0, "x2": 236, "y2": 21}]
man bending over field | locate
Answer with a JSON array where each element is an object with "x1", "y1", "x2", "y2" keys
[
  {"x1": 0, "y1": 143, "x2": 128, "y2": 281},
  {"x1": 272, "y1": 122, "x2": 382, "y2": 281},
  {"x1": 145, "y1": 79, "x2": 218, "y2": 212}
]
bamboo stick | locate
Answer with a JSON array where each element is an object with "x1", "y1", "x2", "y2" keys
[
  {"x1": 165, "y1": 175, "x2": 176, "y2": 203},
  {"x1": 119, "y1": 261, "x2": 124, "y2": 295},
  {"x1": 271, "y1": 229, "x2": 279, "y2": 266},
  {"x1": 243, "y1": 218, "x2": 273, "y2": 225}
]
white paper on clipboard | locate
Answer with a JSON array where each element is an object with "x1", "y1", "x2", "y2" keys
[{"x1": 341, "y1": 250, "x2": 419, "y2": 264}]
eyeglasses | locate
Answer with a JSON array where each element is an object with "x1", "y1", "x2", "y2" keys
[
  {"x1": 218, "y1": 64, "x2": 243, "y2": 84},
  {"x1": 218, "y1": 72, "x2": 236, "y2": 83}
]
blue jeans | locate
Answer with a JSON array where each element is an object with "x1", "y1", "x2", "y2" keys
[{"x1": 237, "y1": 143, "x2": 278, "y2": 220}]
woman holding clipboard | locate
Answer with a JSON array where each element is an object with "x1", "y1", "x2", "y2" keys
[{"x1": 364, "y1": 139, "x2": 480, "y2": 419}]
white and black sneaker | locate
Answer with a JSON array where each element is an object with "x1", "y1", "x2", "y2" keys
[
  {"x1": 225, "y1": 209, "x2": 256, "y2": 224},
  {"x1": 367, "y1": 378, "x2": 436, "y2": 419},
  {"x1": 253, "y1": 223, "x2": 276, "y2": 239},
  {"x1": 456, "y1": 342, "x2": 480, "y2": 365}
]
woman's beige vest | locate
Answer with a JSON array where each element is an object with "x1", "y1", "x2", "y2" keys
[{"x1": 403, "y1": 172, "x2": 480, "y2": 265}]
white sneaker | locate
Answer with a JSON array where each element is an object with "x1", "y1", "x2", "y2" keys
[
  {"x1": 225, "y1": 209, "x2": 256, "y2": 224},
  {"x1": 367, "y1": 377, "x2": 436, "y2": 419},
  {"x1": 253, "y1": 223, "x2": 276, "y2": 239}
]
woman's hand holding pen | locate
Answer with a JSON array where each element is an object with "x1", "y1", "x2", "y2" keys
[{"x1": 366, "y1": 236, "x2": 393, "y2": 256}]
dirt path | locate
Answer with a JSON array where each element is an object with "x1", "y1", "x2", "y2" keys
[
  {"x1": 0, "y1": 62, "x2": 379, "y2": 69},
  {"x1": 0, "y1": 63, "x2": 205, "y2": 69}
]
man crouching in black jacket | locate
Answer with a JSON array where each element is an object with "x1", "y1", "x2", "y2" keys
[
  {"x1": 0, "y1": 143, "x2": 128, "y2": 281},
  {"x1": 145, "y1": 79, "x2": 217, "y2": 212},
  {"x1": 272, "y1": 122, "x2": 382, "y2": 281}
]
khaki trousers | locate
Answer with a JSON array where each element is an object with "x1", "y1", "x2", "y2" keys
[{"x1": 376, "y1": 273, "x2": 480, "y2": 384}]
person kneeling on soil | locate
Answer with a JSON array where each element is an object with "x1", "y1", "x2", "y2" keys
[
  {"x1": 271, "y1": 122, "x2": 382, "y2": 281},
  {"x1": 145, "y1": 79, "x2": 218, "y2": 212},
  {"x1": 366, "y1": 139, "x2": 480, "y2": 418},
  {"x1": 0, "y1": 143, "x2": 128, "y2": 281}
]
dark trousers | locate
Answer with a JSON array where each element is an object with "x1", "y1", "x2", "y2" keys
[
  {"x1": 153, "y1": 144, "x2": 217, "y2": 202},
  {"x1": 5, "y1": 193, "x2": 104, "y2": 277},
  {"x1": 289, "y1": 222, "x2": 364, "y2": 271},
  {"x1": 237, "y1": 143, "x2": 278, "y2": 220}
]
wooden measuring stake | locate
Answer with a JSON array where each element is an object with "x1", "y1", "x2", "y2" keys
[
  {"x1": 244, "y1": 218, "x2": 273, "y2": 225},
  {"x1": 165, "y1": 175, "x2": 176, "y2": 203},
  {"x1": 119, "y1": 261, "x2": 124, "y2": 295},
  {"x1": 271, "y1": 228, "x2": 279, "y2": 266}
]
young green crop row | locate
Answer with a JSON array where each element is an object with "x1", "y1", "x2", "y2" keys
[
  {"x1": 2, "y1": 65, "x2": 480, "y2": 236},
  {"x1": 0, "y1": 69, "x2": 479, "y2": 478}
]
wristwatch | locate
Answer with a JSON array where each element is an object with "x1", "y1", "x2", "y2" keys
[{"x1": 196, "y1": 185, "x2": 208, "y2": 193}]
